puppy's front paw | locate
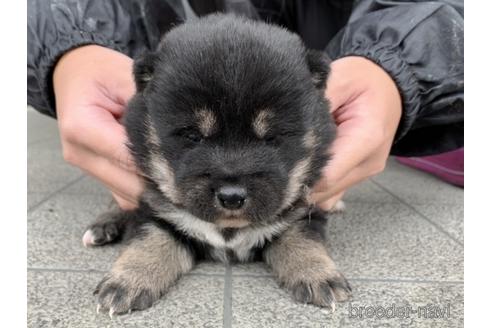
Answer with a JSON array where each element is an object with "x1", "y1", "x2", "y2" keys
[
  {"x1": 290, "y1": 271, "x2": 352, "y2": 309},
  {"x1": 94, "y1": 272, "x2": 161, "y2": 316},
  {"x1": 83, "y1": 222, "x2": 120, "y2": 247},
  {"x1": 83, "y1": 210, "x2": 125, "y2": 247}
]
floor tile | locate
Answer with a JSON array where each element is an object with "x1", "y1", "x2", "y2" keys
[
  {"x1": 325, "y1": 202, "x2": 463, "y2": 281},
  {"x1": 28, "y1": 193, "x2": 48, "y2": 210},
  {"x1": 343, "y1": 180, "x2": 395, "y2": 204},
  {"x1": 27, "y1": 139, "x2": 82, "y2": 194},
  {"x1": 28, "y1": 271, "x2": 224, "y2": 328},
  {"x1": 63, "y1": 176, "x2": 110, "y2": 195},
  {"x1": 28, "y1": 193, "x2": 118, "y2": 271},
  {"x1": 411, "y1": 203, "x2": 464, "y2": 244},
  {"x1": 372, "y1": 158, "x2": 463, "y2": 205},
  {"x1": 231, "y1": 262, "x2": 272, "y2": 276},
  {"x1": 192, "y1": 262, "x2": 226, "y2": 275},
  {"x1": 27, "y1": 109, "x2": 59, "y2": 144},
  {"x1": 231, "y1": 276, "x2": 463, "y2": 328}
]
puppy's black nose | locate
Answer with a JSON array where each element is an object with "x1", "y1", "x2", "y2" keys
[{"x1": 216, "y1": 186, "x2": 247, "y2": 210}]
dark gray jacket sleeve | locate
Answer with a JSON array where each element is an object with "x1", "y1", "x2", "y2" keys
[
  {"x1": 326, "y1": 0, "x2": 464, "y2": 156},
  {"x1": 27, "y1": 0, "x2": 154, "y2": 117}
]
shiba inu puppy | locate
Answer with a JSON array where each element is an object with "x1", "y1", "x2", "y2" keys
[{"x1": 83, "y1": 14, "x2": 351, "y2": 316}]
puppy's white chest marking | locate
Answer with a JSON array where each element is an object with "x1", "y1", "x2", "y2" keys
[{"x1": 161, "y1": 209, "x2": 288, "y2": 261}]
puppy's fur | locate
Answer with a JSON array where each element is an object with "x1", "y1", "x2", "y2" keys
[{"x1": 84, "y1": 14, "x2": 351, "y2": 315}]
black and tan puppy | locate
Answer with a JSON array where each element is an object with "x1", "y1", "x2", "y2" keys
[{"x1": 83, "y1": 14, "x2": 351, "y2": 316}]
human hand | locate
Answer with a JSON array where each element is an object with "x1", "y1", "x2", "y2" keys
[
  {"x1": 53, "y1": 45, "x2": 143, "y2": 210},
  {"x1": 310, "y1": 56, "x2": 402, "y2": 210}
]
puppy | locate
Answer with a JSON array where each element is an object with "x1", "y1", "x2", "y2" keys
[{"x1": 83, "y1": 14, "x2": 351, "y2": 316}]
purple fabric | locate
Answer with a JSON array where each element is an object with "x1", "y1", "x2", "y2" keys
[{"x1": 395, "y1": 148, "x2": 464, "y2": 187}]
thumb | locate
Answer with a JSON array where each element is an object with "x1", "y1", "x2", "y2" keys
[
  {"x1": 324, "y1": 62, "x2": 353, "y2": 113},
  {"x1": 112, "y1": 73, "x2": 136, "y2": 107}
]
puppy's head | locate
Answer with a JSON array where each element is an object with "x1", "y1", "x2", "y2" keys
[{"x1": 125, "y1": 14, "x2": 336, "y2": 228}]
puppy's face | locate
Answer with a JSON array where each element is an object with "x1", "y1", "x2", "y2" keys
[{"x1": 125, "y1": 15, "x2": 336, "y2": 228}]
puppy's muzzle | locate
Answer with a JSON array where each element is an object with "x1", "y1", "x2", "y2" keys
[{"x1": 215, "y1": 185, "x2": 247, "y2": 210}]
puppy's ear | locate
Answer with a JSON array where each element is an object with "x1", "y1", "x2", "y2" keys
[
  {"x1": 133, "y1": 52, "x2": 158, "y2": 92},
  {"x1": 306, "y1": 50, "x2": 331, "y2": 90}
]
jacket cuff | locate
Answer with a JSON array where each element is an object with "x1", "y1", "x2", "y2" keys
[
  {"x1": 35, "y1": 31, "x2": 123, "y2": 118},
  {"x1": 330, "y1": 45, "x2": 421, "y2": 144}
]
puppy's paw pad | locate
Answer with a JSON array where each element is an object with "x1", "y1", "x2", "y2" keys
[
  {"x1": 291, "y1": 273, "x2": 351, "y2": 309},
  {"x1": 82, "y1": 223, "x2": 119, "y2": 247},
  {"x1": 94, "y1": 275, "x2": 158, "y2": 315}
]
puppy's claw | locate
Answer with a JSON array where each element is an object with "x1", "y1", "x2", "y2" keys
[
  {"x1": 290, "y1": 272, "x2": 351, "y2": 309},
  {"x1": 96, "y1": 304, "x2": 101, "y2": 314},
  {"x1": 328, "y1": 287, "x2": 336, "y2": 313},
  {"x1": 109, "y1": 308, "x2": 115, "y2": 319},
  {"x1": 82, "y1": 230, "x2": 95, "y2": 248}
]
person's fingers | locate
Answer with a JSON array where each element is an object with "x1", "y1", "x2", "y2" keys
[
  {"x1": 111, "y1": 191, "x2": 139, "y2": 210},
  {"x1": 111, "y1": 73, "x2": 136, "y2": 107},
  {"x1": 85, "y1": 157, "x2": 143, "y2": 202},
  {"x1": 97, "y1": 70, "x2": 136, "y2": 117},
  {"x1": 312, "y1": 191, "x2": 345, "y2": 212},
  {"x1": 325, "y1": 59, "x2": 364, "y2": 114},
  {"x1": 66, "y1": 144, "x2": 143, "y2": 203},
  {"x1": 310, "y1": 166, "x2": 367, "y2": 205},
  {"x1": 311, "y1": 147, "x2": 388, "y2": 204},
  {"x1": 313, "y1": 120, "x2": 380, "y2": 194},
  {"x1": 325, "y1": 80, "x2": 345, "y2": 113},
  {"x1": 69, "y1": 107, "x2": 138, "y2": 173},
  {"x1": 311, "y1": 166, "x2": 364, "y2": 204}
]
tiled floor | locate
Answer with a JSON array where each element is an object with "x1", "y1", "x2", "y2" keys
[{"x1": 27, "y1": 109, "x2": 464, "y2": 327}]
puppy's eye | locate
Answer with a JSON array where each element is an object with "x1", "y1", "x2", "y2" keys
[
  {"x1": 176, "y1": 128, "x2": 203, "y2": 143},
  {"x1": 263, "y1": 131, "x2": 298, "y2": 144},
  {"x1": 184, "y1": 131, "x2": 203, "y2": 142},
  {"x1": 185, "y1": 130, "x2": 202, "y2": 142}
]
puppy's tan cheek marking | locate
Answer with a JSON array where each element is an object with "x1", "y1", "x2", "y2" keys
[
  {"x1": 195, "y1": 109, "x2": 217, "y2": 137},
  {"x1": 303, "y1": 130, "x2": 318, "y2": 149},
  {"x1": 252, "y1": 110, "x2": 273, "y2": 138},
  {"x1": 281, "y1": 157, "x2": 311, "y2": 209},
  {"x1": 146, "y1": 115, "x2": 161, "y2": 146},
  {"x1": 145, "y1": 115, "x2": 181, "y2": 204},
  {"x1": 149, "y1": 156, "x2": 180, "y2": 203}
]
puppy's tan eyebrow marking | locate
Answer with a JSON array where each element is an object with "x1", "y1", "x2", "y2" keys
[
  {"x1": 195, "y1": 109, "x2": 217, "y2": 137},
  {"x1": 252, "y1": 110, "x2": 273, "y2": 138}
]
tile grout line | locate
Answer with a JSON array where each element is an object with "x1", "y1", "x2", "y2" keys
[
  {"x1": 27, "y1": 266, "x2": 226, "y2": 277},
  {"x1": 228, "y1": 273, "x2": 275, "y2": 278},
  {"x1": 223, "y1": 264, "x2": 232, "y2": 328},
  {"x1": 28, "y1": 267, "x2": 106, "y2": 274},
  {"x1": 348, "y1": 277, "x2": 464, "y2": 284},
  {"x1": 28, "y1": 174, "x2": 86, "y2": 212},
  {"x1": 27, "y1": 267, "x2": 464, "y2": 284},
  {"x1": 222, "y1": 274, "x2": 463, "y2": 284},
  {"x1": 370, "y1": 179, "x2": 463, "y2": 247}
]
